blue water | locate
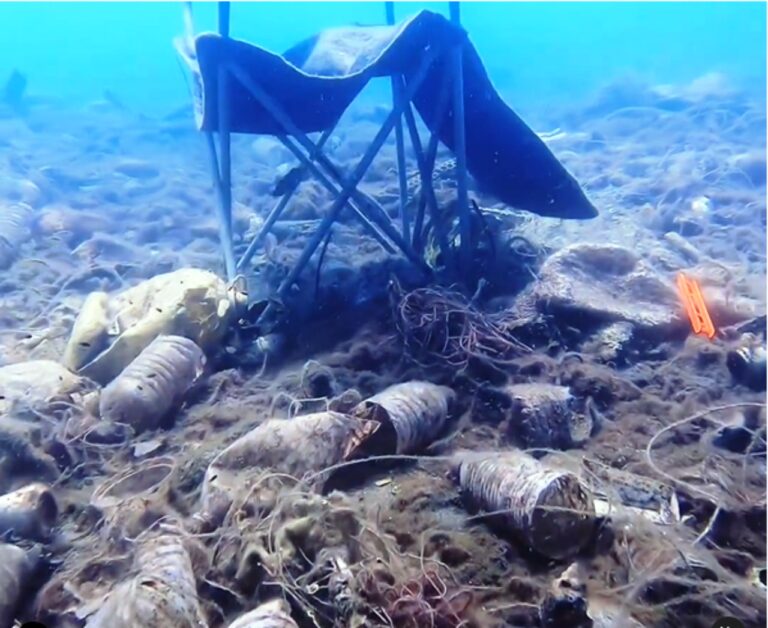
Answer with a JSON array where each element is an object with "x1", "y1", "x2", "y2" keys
[{"x1": 1, "y1": 1, "x2": 764, "y2": 116}]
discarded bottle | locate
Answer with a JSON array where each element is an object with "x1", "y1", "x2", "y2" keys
[
  {"x1": 0, "y1": 359, "x2": 89, "y2": 419},
  {"x1": 454, "y1": 451, "x2": 595, "y2": 559},
  {"x1": 227, "y1": 599, "x2": 298, "y2": 628},
  {"x1": 63, "y1": 267, "x2": 239, "y2": 385},
  {"x1": 91, "y1": 456, "x2": 175, "y2": 541},
  {"x1": 99, "y1": 335, "x2": 206, "y2": 433},
  {"x1": 0, "y1": 482, "x2": 57, "y2": 541},
  {"x1": 202, "y1": 411, "x2": 380, "y2": 512},
  {"x1": 0, "y1": 202, "x2": 33, "y2": 270},
  {"x1": 354, "y1": 381, "x2": 455, "y2": 454},
  {"x1": 0, "y1": 543, "x2": 38, "y2": 628},
  {"x1": 503, "y1": 383, "x2": 592, "y2": 450},
  {"x1": 84, "y1": 522, "x2": 206, "y2": 628}
]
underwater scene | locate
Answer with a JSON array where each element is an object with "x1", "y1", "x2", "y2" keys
[{"x1": 0, "y1": 1, "x2": 765, "y2": 627}]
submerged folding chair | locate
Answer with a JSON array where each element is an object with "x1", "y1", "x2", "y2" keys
[{"x1": 176, "y1": 1, "x2": 597, "y2": 324}]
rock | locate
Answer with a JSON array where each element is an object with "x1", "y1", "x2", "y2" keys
[{"x1": 518, "y1": 243, "x2": 684, "y2": 336}]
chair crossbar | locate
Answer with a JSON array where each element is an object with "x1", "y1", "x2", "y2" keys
[
  {"x1": 224, "y1": 43, "x2": 444, "y2": 305},
  {"x1": 237, "y1": 127, "x2": 337, "y2": 273}
]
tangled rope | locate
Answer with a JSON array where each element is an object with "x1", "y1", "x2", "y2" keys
[{"x1": 391, "y1": 284, "x2": 531, "y2": 370}]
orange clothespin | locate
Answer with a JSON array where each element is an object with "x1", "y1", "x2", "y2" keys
[{"x1": 676, "y1": 272, "x2": 716, "y2": 340}]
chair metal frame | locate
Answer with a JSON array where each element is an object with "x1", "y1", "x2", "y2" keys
[{"x1": 193, "y1": 2, "x2": 474, "y2": 314}]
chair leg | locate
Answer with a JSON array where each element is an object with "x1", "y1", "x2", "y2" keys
[
  {"x1": 402, "y1": 99, "x2": 451, "y2": 267},
  {"x1": 274, "y1": 132, "x2": 397, "y2": 255},
  {"x1": 228, "y1": 48, "x2": 439, "y2": 283},
  {"x1": 214, "y1": 64, "x2": 236, "y2": 281},
  {"x1": 205, "y1": 132, "x2": 236, "y2": 282},
  {"x1": 237, "y1": 128, "x2": 337, "y2": 273},
  {"x1": 402, "y1": 67, "x2": 454, "y2": 269},
  {"x1": 450, "y1": 42, "x2": 472, "y2": 284},
  {"x1": 391, "y1": 73, "x2": 411, "y2": 244},
  {"x1": 232, "y1": 63, "x2": 415, "y2": 263}
]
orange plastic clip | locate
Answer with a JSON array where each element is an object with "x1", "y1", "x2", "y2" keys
[{"x1": 676, "y1": 272, "x2": 716, "y2": 340}]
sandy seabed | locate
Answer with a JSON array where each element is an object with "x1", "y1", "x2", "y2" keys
[{"x1": 0, "y1": 72, "x2": 766, "y2": 628}]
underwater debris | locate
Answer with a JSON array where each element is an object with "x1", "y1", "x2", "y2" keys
[
  {"x1": 454, "y1": 451, "x2": 595, "y2": 559},
  {"x1": 0, "y1": 359, "x2": 89, "y2": 418},
  {"x1": 583, "y1": 459, "x2": 681, "y2": 525},
  {"x1": 0, "y1": 38, "x2": 761, "y2": 628},
  {"x1": 582, "y1": 321, "x2": 635, "y2": 365},
  {"x1": 0, "y1": 202, "x2": 34, "y2": 269},
  {"x1": 540, "y1": 563, "x2": 650, "y2": 627},
  {"x1": 0, "y1": 542, "x2": 38, "y2": 628},
  {"x1": 726, "y1": 337, "x2": 767, "y2": 392},
  {"x1": 356, "y1": 563, "x2": 476, "y2": 628},
  {"x1": 300, "y1": 360, "x2": 338, "y2": 399},
  {"x1": 36, "y1": 205, "x2": 110, "y2": 246},
  {"x1": 710, "y1": 405, "x2": 766, "y2": 455},
  {"x1": 663, "y1": 231, "x2": 704, "y2": 264},
  {"x1": 354, "y1": 381, "x2": 455, "y2": 454},
  {"x1": 99, "y1": 334, "x2": 206, "y2": 433},
  {"x1": 213, "y1": 491, "x2": 378, "y2": 625},
  {"x1": 90, "y1": 456, "x2": 175, "y2": 541},
  {"x1": 271, "y1": 164, "x2": 307, "y2": 197},
  {"x1": 83, "y1": 521, "x2": 206, "y2": 628},
  {"x1": 1, "y1": 69, "x2": 27, "y2": 113},
  {"x1": 503, "y1": 383, "x2": 592, "y2": 450},
  {"x1": 539, "y1": 562, "x2": 591, "y2": 628},
  {"x1": 0, "y1": 482, "x2": 57, "y2": 541},
  {"x1": 62, "y1": 267, "x2": 240, "y2": 384},
  {"x1": 392, "y1": 283, "x2": 530, "y2": 369},
  {"x1": 227, "y1": 599, "x2": 298, "y2": 627},
  {"x1": 201, "y1": 411, "x2": 379, "y2": 513},
  {"x1": 114, "y1": 158, "x2": 161, "y2": 180},
  {"x1": 677, "y1": 272, "x2": 716, "y2": 340}
]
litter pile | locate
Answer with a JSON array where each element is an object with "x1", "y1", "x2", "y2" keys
[{"x1": 0, "y1": 72, "x2": 765, "y2": 628}]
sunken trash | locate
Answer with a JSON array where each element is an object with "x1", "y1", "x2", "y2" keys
[{"x1": 62, "y1": 267, "x2": 242, "y2": 385}]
